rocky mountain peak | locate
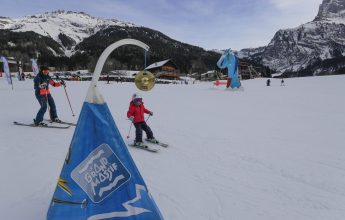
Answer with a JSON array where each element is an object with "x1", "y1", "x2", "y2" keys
[{"x1": 315, "y1": 0, "x2": 345, "y2": 21}]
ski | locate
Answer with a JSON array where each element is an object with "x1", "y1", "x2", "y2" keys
[
  {"x1": 128, "y1": 144, "x2": 159, "y2": 153},
  {"x1": 145, "y1": 139, "x2": 169, "y2": 148},
  {"x1": 45, "y1": 119, "x2": 77, "y2": 126},
  {"x1": 59, "y1": 121, "x2": 77, "y2": 126},
  {"x1": 13, "y1": 121, "x2": 70, "y2": 129}
]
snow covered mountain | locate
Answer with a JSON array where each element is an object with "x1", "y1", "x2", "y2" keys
[
  {"x1": 0, "y1": 10, "x2": 135, "y2": 56},
  {"x1": 0, "y1": 10, "x2": 223, "y2": 73},
  {"x1": 315, "y1": 0, "x2": 345, "y2": 21},
  {"x1": 0, "y1": 16, "x2": 12, "y2": 29},
  {"x1": 239, "y1": 0, "x2": 345, "y2": 76}
]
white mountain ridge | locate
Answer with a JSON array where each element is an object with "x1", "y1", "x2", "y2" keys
[{"x1": 0, "y1": 10, "x2": 136, "y2": 57}]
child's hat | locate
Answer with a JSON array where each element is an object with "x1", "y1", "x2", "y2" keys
[
  {"x1": 40, "y1": 66, "x2": 49, "y2": 71},
  {"x1": 132, "y1": 93, "x2": 142, "y2": 101}
]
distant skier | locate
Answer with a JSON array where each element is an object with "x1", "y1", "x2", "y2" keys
[
  {"x1": 266, "y1": 79, "x2": 271, "y2": 86},
  {"x1": 33, "y1": 66, "x2": 65, "y2": 126},
  {"x1": 281, "y1": 78, "x2": 285, "y2": 86},
  {"x1": 106, "y1": 74, "x2": 110, "y2": 84},
  {"x1": 127, "y1": 93, "x2": 156, "y2": 146}
]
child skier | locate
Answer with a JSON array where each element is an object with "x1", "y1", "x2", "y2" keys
[
  {"x1": 127, "y1": 93, "x2": 157, "y2": 146},
  {"x1": 33, "y1": 66, "x2": 65, "y2": 126}
]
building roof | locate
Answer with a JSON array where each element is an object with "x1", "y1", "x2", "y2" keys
[{"x1": 145, "y1": 59, "x2": 171, "y2": 70}]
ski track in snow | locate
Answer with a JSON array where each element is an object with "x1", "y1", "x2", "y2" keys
[{"x1": 0, "y1": 76, "x2": 345, "y2": 220}]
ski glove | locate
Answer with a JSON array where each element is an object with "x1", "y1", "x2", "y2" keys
[
  {"x1": 129, "y1": 116, "x2": 134, "y2": 122},
  {"x1": 39, "y1": 82, "x2": 47, "y2": 88},
  {"x1": 60, "y1": 80, "x2": 66, "y2": 86},
  {"x1": 149, "y1": 111, "x2": 153, "y2": 116}
]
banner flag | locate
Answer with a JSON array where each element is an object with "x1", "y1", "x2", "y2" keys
[
  {"x1": 217, "y1": 49, "x2": 241, "y2": 88},
  {"x1": 31, "y1": 59, "x2": 39, "y2": 76},
  {"x1": 47, "y1": 39, "x2": 164, "y2": 220},
  {"x1": 1, "y1": 56, "x2": 12, "y2": 85}
]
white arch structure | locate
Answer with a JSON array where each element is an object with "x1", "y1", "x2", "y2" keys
[{"x1": 85, "y1": 39, "x2": 149, "y2": 104}]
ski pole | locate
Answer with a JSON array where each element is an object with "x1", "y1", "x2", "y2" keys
[
  {"x1": 45, "y1": 84, "x2": 52, "y2": 120},
  {"x1": 146, "y1": 115, "x2": 151, "y2": 122},
  {"x1": 62, "y1": 83, "x2": 75, "y2": 117},
  {"x1": 127, "y1": 122, "x2": 133, "y2": 139}
]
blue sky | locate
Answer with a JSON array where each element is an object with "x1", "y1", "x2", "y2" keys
[{"x1": 1, "y1": 0, "x2": 323, "y2": 50}]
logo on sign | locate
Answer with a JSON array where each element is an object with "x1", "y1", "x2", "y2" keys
[{"x1": 71, "y1": 144, "x2": 131, "y2": 203}]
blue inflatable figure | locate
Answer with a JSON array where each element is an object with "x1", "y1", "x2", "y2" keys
[{"x1": 217, "y1": 49, "x2": 241, "y2": 89}]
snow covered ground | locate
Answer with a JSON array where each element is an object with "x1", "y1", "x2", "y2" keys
[{"x1": 0, "y1": 75, "x2": 345, "y2": 220}]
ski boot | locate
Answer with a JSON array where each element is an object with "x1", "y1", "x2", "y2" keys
[
  {"x1": 134, "y1": 141, "x2": 149, "y2": 149},
  {"x1": 52, "y1": 117, "x2": 62, "y2": 123},
  {"x1": 33, "y1": 119, "x2": 47, "y2": 126},
  {"x1": 134, "y1": 141, "x2": 145, "y2": 147},
  {"x1": 146, "y1": 138, "x2": 159, "y2": 144}
]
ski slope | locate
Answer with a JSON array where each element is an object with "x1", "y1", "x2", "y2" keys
[{"x1": 0, "y1": 76, "x2": 345, "y2": 220}]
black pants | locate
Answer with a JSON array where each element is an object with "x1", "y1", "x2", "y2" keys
[{"x1": 134, "y1": 121, "x2": 154, "y2": 142}]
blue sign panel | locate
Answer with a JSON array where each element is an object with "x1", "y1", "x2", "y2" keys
[
  {"x1": 47, "y1": 102, "x2": 164, "y2": 220},
  {"x1": 71, "y1": 144, "x2": 131, "y2": 203}
]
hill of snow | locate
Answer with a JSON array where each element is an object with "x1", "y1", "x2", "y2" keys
[{"x1": 0, "y1": 76, "x2": 344, "y2": 220}]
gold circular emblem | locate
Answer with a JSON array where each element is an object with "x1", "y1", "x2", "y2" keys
[{"x1": 134, "y1": 71, "x2": 155, "y2": 91}]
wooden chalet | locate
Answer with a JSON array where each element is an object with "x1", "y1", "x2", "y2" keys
[
  {"x1": 200, "y1": 70, "x2": 224, "y2": 81},
  {"x1": 145, "y1": 59, "x2": 180, "y2": 80}
]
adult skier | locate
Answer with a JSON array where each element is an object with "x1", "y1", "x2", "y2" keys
[
  {"x1": 33, "y1": 66, "x2": 65, "y2": 126},
  {"x1": 127, "y1": 93, "x2": 156, "y2": 146},
  {"x1": 266, "y1": 79, "x2": 271, "y2": 86}
]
